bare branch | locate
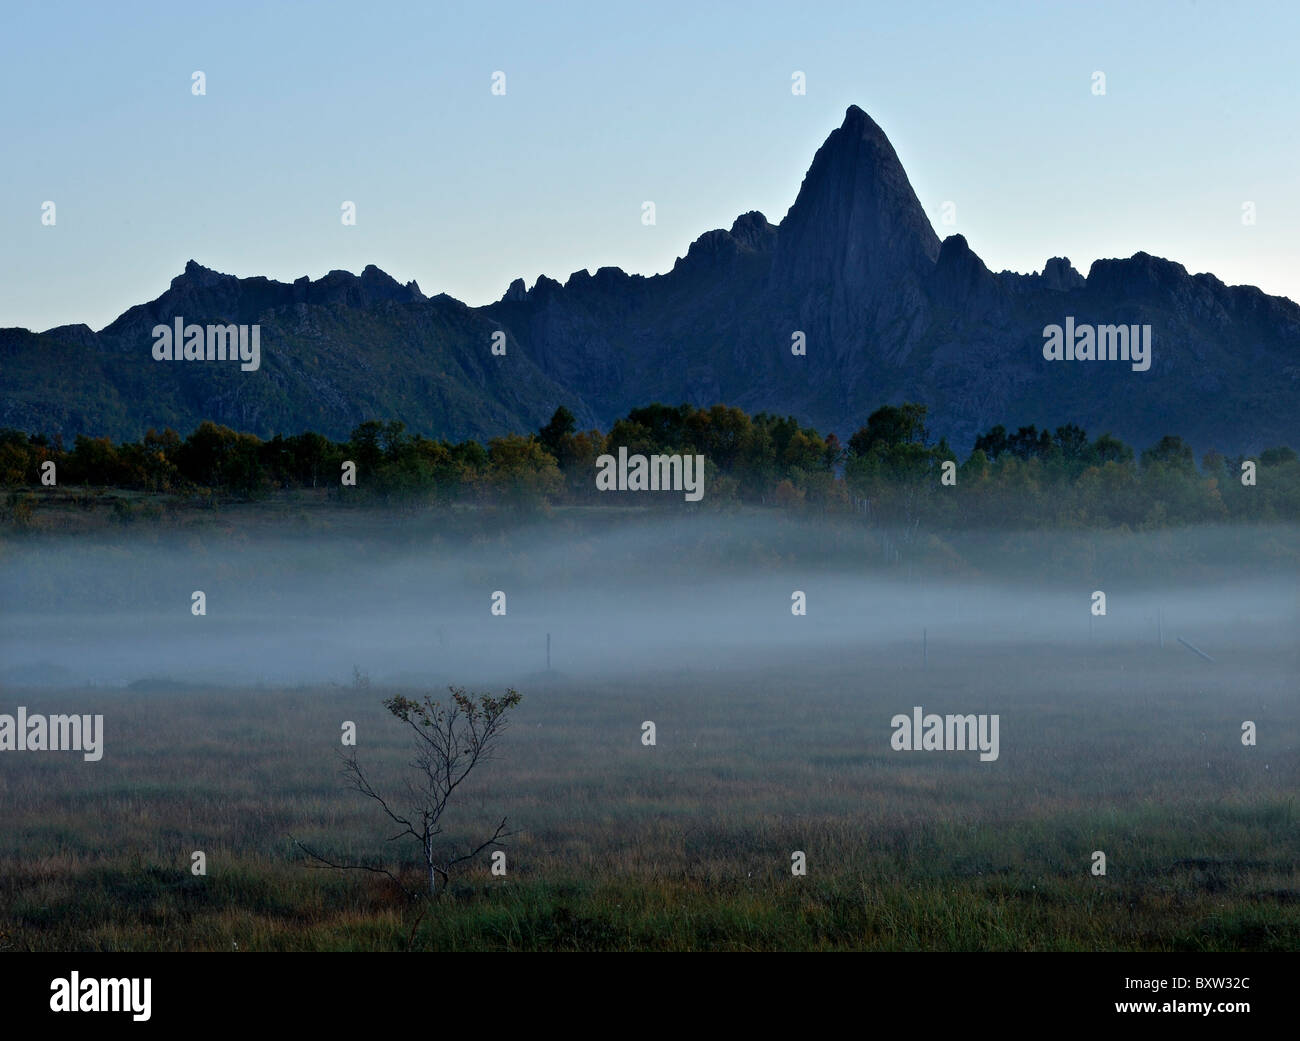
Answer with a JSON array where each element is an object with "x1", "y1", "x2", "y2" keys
[
  {"x1": 307, "y1": 686, "x2": 522, "y2": 898},
  {"x1": 443, "y1": 817, "x2": 515, "y2": 873},
  {"x1": 291, "y1": 836, "x2": 416, "y2": 901}
]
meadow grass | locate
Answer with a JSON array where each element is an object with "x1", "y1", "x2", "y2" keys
[{"x1": 1, "y1": 638, "x2": 1295, "y2": 951}]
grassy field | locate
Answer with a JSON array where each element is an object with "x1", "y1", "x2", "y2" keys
[{"x1": 2, "y1": 636, "x2": 1296, "y2": 951}]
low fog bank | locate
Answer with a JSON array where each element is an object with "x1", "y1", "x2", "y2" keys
[{"x1": 2, "y1": 515, "x2": 1296, "y2": 688}]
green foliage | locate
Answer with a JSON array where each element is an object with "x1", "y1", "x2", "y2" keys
[
  {"x1": 386, "y1": 687, "x2": 523, "y2": 731},
  {"x1": 1, "y1": 402, "x2": 1296, "y2": 528},
  {"x1": 537, "y1": 406, "x2": 577, "y2": 457},
  {"x1": 848, "y1": 402, "x2": 930, "y2": 457}
]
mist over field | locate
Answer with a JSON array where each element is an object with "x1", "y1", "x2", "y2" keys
[
  {"x1": 2, "y1": 510, "x2": 1297, "y2": 952},
  {"x1": 5, "y1": 0, "x2": 1300, "y2": 974},
  {"x1": 2, "y1": 514, "x2": 1295, "y2": 690}
]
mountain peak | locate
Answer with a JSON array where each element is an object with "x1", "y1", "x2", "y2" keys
[
  {"x1": 840, "y1": 103, "x2": 877, "y2": 134},
  {"x1": 775, "y1": 107, "x2": 939, "y2": 271},
  {"x1": 933, "y1": 233, "x2": 1000, "y2": 306},
  {"x1": 171, "y1": 260, "x2": 225, "y2": 291},
  {"x1": 770, "y1": 107, "x2": 941, "y2": 353},
  {"x1": 728, "y1": 211, "x2": 774, "y2": 250}
]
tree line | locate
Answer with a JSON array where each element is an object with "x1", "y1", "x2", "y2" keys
[{"x1": 2, "y1": 402, "x2": 1297, "y2": 527}]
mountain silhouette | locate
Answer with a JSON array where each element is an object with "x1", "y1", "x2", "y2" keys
[{"x1": 3, "y1": 106, "x2": 1297, "y2": 453}]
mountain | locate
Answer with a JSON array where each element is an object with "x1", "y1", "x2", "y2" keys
[
  {"x1": 4, "y1": 105, "x2": 1298, "y2": 454},
  {"x1": 1, "y1": 262, "x2": 594, "y2": 444}
]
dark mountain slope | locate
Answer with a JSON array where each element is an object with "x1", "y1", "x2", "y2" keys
[
  {"x1": 3, "y1": 106, "x2": 1297, "y2": 454},
  {"x1": 2, "y1": 263, "x2": 595, "y2": 443}
]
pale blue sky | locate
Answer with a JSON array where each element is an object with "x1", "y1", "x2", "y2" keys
[{"x1": 2, "y1": 0, "x2": 1296, "y2": 332}]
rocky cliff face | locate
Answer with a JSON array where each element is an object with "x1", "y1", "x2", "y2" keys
[
  {"x1": 771, "y1": 105, "x2": 941, "y2": 366},
  {"x1": 4, "y1": 107, "x2": 1298, "y2": 453},
  {"x1": 482, "y1": 106, "x2": 1299, "y2": 454}
]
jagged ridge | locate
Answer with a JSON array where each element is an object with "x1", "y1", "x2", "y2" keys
[{"x1": 3, "y1": 107, "x2": 1298, "y2": 453}]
